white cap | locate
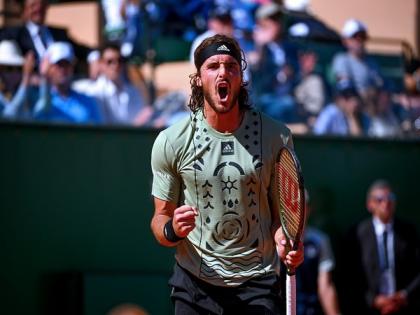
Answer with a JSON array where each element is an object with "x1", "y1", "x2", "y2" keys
[
  {"x1": 342, "y1": 19, "x2": 368, "y2": 38},
  {"x1": 0, "y1": 40, "x2": 24, "y2": 66},
  {"x1": 284, "y1": 0, "x2": 310, "y2": 12},
  {"x1": 46, "y1": 42, "x2": 75, "y2": 64}
]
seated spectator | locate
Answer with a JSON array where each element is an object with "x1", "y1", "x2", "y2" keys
[
  {"x1": 248, "y1": 3, "x2": 299, "y2": 123},
  {"x1": 313, "y1": 81, "x2": 370, "y2": 136},
  {"x1": 368, "y1": 88, "x2": 403, "y2": 138},
  {"x1": 73, "y1": 42, "x2": 148, "y2": 125},
  {"x1": 120, "y1": 0, "x2": 142, "y2": 58},
  {"x1": 294, "y1": 49, "x2": 326, "y2": 127},
  {"x1": 34, "y1": 42, "x2": 102, "y2": 124},
  {"x1": 331, "y1": 19, "x2": 383, "y2": 108},
  {"x1": 0, "y1": 40, "x2": 39, "y2": 120},
  {"x1": 0, "y1": 0, "x2": 92, "y2": 66}
]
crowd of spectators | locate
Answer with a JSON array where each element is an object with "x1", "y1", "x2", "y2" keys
[{"x1": 0, "y1": 0, "x2": 419, "y2": 137}]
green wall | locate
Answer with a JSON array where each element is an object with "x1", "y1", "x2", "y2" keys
[{"x1": 1, "y1": 123, "x2": 419, "y2": 315}]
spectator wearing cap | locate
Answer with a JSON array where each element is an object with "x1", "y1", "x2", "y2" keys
[
  {"x1": 189, "y1": 6, "x2": 234, "y2": 64},
  {"x1": 248, "y1": 2, "x2": 299, "y2": 123},
  {"x1": 0, "y1": 40, "x2": 39, "y2": 120},
  {"x1": 331, "y1": 19, "x2": 383, "y2": 102},
  {"x1": 313, "y1": 81, "x2": 370, "y2": 136},
  {"x1": 34, "y1": 42, "x2": 102, "y2": 124}
]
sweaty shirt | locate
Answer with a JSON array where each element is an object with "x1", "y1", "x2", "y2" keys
[{"x1": 151, "y1": 109, "x2": 293, "y2": 287}]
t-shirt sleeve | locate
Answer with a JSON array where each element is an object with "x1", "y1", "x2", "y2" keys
[
  {"x1": 318, "y1": 232, "x2": 335, "y2": 273},
  {"x1": 151, "y1": 131, "x2": 182, "y2": 203}
]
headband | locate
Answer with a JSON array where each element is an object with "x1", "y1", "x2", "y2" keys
[{"x1": 194, "y1": 41, "x2": 242, "y2": 70}]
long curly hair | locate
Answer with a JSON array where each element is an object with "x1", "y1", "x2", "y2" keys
[{"x1": 188, "y1": 34, "x2": 252, "y2": 113}]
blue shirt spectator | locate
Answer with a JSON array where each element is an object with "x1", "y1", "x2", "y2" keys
[
  {"x1": 34, "y1": 41, "x2": 102, "y2": 125},
  {"x1": 313, "y1": 82, "x2": 370, "y2": 136}
]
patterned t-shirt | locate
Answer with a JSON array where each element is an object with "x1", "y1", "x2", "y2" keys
[{"x1": 151, "y1": 109, "x2": 293, "y2": 287}]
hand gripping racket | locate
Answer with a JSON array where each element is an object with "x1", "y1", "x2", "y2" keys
[{"x1": 275, "y1": 146, "x2": 306, "y2": 315}]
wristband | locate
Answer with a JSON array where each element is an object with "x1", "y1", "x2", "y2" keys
[{"x1": 163, "y1": 219, "x2": 184, "y2": 243}]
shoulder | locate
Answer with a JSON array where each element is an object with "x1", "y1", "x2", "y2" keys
[
  {"x1": 319, "y1": 103, "x2": 340, "y2": 116},
  {"x1": 258, "y1": 110, "x2": 291, "y2": 135},
  {"x1": 356, "y1": 218, "x2": 374, "y2": 237},
  {"x1": 155, "y1": 114, "x2": 193, "y2": 147}
]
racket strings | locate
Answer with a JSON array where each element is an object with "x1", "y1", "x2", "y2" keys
[{"x1": 277, "y1": 152, "x2": 303, "y2": 240}]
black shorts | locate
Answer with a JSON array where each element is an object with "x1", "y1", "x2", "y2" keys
[{"x1": 168, "y1": 263, "x2": 284, "y2": 315}]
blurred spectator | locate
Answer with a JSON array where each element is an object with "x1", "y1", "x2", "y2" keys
[
  {"x1": 368, "y1": 89, "x2": 403, "y2": 138},
  {"x1": 283, "y1": 0, "x2": 341, "y2": 42},
  {"x1": 73, "y1": 42, "x2": 148, "y2": 125},
  {"x1": 0, "y1": 0, "x2": 92, "y2": 65},
  {"x1": 340, "y1": 180, "x2": 420, "y2": 315},
  {"x1": 34, "y1": 42, "x2": 102, "y2": 124},
  {"x1": 248, "y1": 2, "x2": 299, "y2": 123},
  {"x1": 296, "y1": 189, "x2": 341, "y2": 315},
  {"x1": 313, "y1": 81, "x2": 370, "y2": 136},
  {"x1": 294, "y1": 50, "x2": 326, "y2": 127},
  {"x1": 102, "y1": 0, "x2": 127, "y2": 42},
  {"x1": 107, "y1": 303, "x2": 149, "y2": 315},
  {"x1": 189, "y1": 6, "x2": 234, "y2": 63},
  {"x1": 0, "y1": 40, "x2": 38, "y2": 119},
  {"x1": 331, "y1": 19, "x2": 383, "y2": 107},
  {"x1": 395, "y1": 61, "x2": 420, "y2": 135},
  {"x1": 120, "y1": 0, "x2": 142, "y2": 58}
]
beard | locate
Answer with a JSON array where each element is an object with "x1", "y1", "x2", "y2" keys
[{"x1": 202, "y1": 85, "x2": 240, "y2": 114}]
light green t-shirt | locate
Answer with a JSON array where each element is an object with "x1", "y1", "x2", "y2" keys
[{"x1": 151, "y1": 109, "x2": 293, "y2": 287}]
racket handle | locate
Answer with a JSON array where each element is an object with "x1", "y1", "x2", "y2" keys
[{"x1": 286, "y1": 274, "x2": 296, "y2": 315}]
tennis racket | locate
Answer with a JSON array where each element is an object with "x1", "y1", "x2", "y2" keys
[{"x1": 275, "y1": 146, "x2": 306, "y2": 315}]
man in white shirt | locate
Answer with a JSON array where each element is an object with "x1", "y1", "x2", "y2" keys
[
  {"x1": 73, "y1": 43, "x2": 148, "y2": 125},
  {"x1": 341, "y1": 180, "x2": 420, "y2": 315}
]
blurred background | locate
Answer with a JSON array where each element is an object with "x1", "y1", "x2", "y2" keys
[{"x1": 0, "y1": 1, "x2": 419, "y2": 314}]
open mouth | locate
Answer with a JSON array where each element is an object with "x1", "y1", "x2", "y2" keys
[{"x1": 217, "y1": 82, "x2": 229, "y2": 101}]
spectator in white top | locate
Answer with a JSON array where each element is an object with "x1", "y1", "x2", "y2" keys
[{"x1": 73, "y1": 42, "x2": 149, "y2": 125}]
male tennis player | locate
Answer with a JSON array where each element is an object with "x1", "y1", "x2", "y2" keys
[{"x1": 151, "y1": 34, "x2": 304, "y2": 314}]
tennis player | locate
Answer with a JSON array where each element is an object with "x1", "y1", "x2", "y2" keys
[{"x1": 151, "y1": 34, "x2": 304, "y2": 315}]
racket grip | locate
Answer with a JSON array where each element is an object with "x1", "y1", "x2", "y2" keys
[{"x1": 286, "y1": 274, "x2": 296, "y2": 315}]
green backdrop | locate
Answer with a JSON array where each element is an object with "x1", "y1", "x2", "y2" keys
[{"x1": 1, "y1": 122, "x2": 419, "y2": 315}]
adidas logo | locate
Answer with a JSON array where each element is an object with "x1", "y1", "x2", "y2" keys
[
  {"x1": 217, "y1": 45, "x2": 230, "y2": 52},
  {"x1": 221, "y1": 141, "x2": 234, "y2": 155}
]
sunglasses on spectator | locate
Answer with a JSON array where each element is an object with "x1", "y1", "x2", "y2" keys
[
  {"x1": 370, "y1": 193, "x2": 396, "y2": 203},
  {"x1": 104, "y1": 57, "x2": 124, "y2": 65}
]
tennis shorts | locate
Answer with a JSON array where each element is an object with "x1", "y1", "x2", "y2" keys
[{"x1": 168, "y1": 263, "x2": 284, "y2": 315}]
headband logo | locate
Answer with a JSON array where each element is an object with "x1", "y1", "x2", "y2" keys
[{"x1": 217, "y1": 45, "x2": 230, "y2": 52}]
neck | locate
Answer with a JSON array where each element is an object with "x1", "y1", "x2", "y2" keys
[{"x1": 204, "y1": 103, "x2": 243, "y2": 133}]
